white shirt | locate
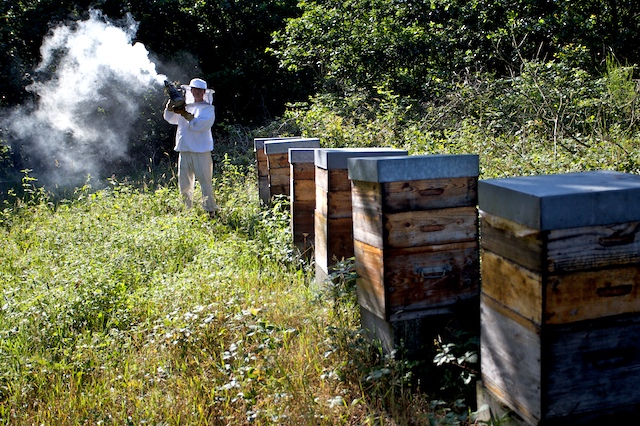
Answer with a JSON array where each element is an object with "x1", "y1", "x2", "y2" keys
[{"x1": 163, "y1": 102, "x2": 215, "y2": 152}]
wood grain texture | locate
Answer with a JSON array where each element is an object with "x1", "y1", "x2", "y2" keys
[
  {"x1": 315, "y1": 167, "x2": 350, "y2": 192},
  {"x1": 256, "y1": 148, "x2": 268, "y2": 177},
  {"x1": 381, "y1": 177, "x2": 477, "y2": 212},
  {"x1": 547, "y1": 221, "x2": 640, "y2": 273},
  {"x1": 291, "y1": 162, "x2": 315, "y2": 180},
  {"x1": 481, "y1": 212, "x2": 640, "y2": 274},
  {"x1": 481, "y1": 298, "x2": 542, "y2": 425},
  {"x1": 354, "y1": 240, "x2": 478, "y2": 321},
  {"x1": 483, "y1": 249, "x2": 640, "y2": 325},
  {"x1": 354, "y1": 242, "x2": 386, "y2": 319},
  {"x1": 481, "y1": 249, "x2": 543, "y2": 325},
  {"x1": 315, "y1": 186, "x2": 352, "y2": 218},
  {"x1": 385, "y1": 206, "x2": 478, "y2": 248},
  {"x1": 385, "y1": 242, "x2": 479, "y2": 319},
  {"x1": 480, "y1": 212, "x2": 545, "y2": 272},
  {"x1": 292, "y1": 179, "x2": 316, "y2": 202},
  {"x1": 266, "y1": 152, "x2": 289, "y2": 168},
  {"x1": 543, "y1": 314, "x2": 640, "y2": 419},
  {"x1": 544, "y1": 265, "x2": 640, "y2": 324},
  {"x1": 314, "y1": 210, "x2": 354, "y2": 271}
]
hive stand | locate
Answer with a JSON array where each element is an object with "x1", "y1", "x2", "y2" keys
[{"x1": 478, "y1": 170, "x2": 640, "y2": 425}]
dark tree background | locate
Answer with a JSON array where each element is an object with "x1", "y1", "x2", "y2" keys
[{"x1": 2, "y1": 0, "x2": 640, "y2": 185}]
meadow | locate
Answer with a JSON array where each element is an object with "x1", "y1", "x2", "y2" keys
[{"x1": 0, "y1": 156, "x2": 481, "y2": 425}]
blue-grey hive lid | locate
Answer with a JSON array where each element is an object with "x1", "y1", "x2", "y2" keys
[
  {"x1": 254, "y1": 136, "x2": 301, "y2": 151},
  {"x1": 263, "y1": 138, "x2": 320, "y2": 155},
  {"x1": 478, "y1": 170, "x2": 640, "y2": 230},
  {"x1": 348, "y1": 154, "x2": 479, "y2": 183},
  {"x1": 314, "y1": 148, "x2": 408, "y2": 170}
]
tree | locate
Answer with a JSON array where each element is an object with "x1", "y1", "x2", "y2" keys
[{"x1": 270, "y1": 0, "x2": 640, "y2": 100}]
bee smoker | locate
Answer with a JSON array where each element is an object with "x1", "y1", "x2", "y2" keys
[{"x1": 164, "y1": 80, "x2": 185, "y2": 110}]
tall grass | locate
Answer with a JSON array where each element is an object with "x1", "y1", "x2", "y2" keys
[{"x1": 0, "y1": 157, "x2": 471, "y2": 425}]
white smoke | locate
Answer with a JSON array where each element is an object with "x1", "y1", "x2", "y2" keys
[{"x1": 3, "y1": 10, "x2": 167, "y2": 187}]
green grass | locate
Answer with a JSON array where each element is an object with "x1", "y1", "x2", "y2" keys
[{"x1": 0, "y1": 161, "x2": 475, "y2": 425}]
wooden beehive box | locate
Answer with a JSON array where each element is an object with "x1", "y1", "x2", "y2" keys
[
  {"x1": 348, "y1": 154, "x2": 480, "y2": 322},
  {"x1": 289, "y1": 148, "x2": 317, "y2": 252},
  {"x1": 264, "y1": 138, "x2": 320, "y2": 201},
  {"x1": 254, "y1": 137, "x2": 300, "y2": 204},
  {"x1": 314, "y1": 148, "x2": 407, "y2": 284},
  {"x1": 478, "y1": 170, "x2": 640, "y2": 425}
]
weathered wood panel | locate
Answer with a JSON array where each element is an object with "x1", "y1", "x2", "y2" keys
[
  {"x1": 481, "y1": 296, "x2": 542, "y2": 425},
  {"x1": 480, "y1": 212, "x2": 545, "y2": 272},
  {"x1": 292, "y1": 209, "x2": 314, "y2": 247},
  {"x1": 547, "y1": 221, "x2": 640, "y2": 273},
  {"x1": 354, "y1": 242, "x2": 386, "y2": 319},
  {"x1": 256, "y1": 148, "x2": 268, "y2": 177},
  {"x1": 544, "y1": 314, "x2": 640, "y2": 420},
  {"x1": 544, "y1": 265, "x2": 640, "y2": 324},
  {"x1": 355, "y1": 239, "x2": 478, "y2": 321},
  {"x1": 266, "y1": 152, "x2": 291, "y2": 198},
  {"x1": 481, "y1": 212, "x2": 640, "y2": 274},
  {"x1": 267, "y1": 151, "x2": 290, "y2": 168},
  {"x1": 385, "y1": 242, "x2": 478, "y2": 320},
  {"x1": 315, "y1": 167, "x2": 350, "y2": 192},
  {"x1": 382, "y1": 177, "x2": 477, "y2": 213},
  {"x1": 269, "y1": 168, "x2": 290, "y2": 188},
  {"x1": 291, "y1": 163, "x2": 316, "y2": 248},
  {"x1": 481, "y1": 249, "x2": 543, "y2": 325},
  {"x1": 292, "y1": 178, "x2": 316, "y2": 202},
  {"x1": 291, "y1": 162, "x2": 315, "y2": 181},
  {"x1": 483, "y1": 249, "x2": 640, "y2": 326},
  {"x1": 314, "y1": 210, "x2": 354, "y2": 274},
  {"x1": 315, "y1": 187, "x2": 352, "y2": 219},
  {"x1": 314, "y1": 210, "x2": 328, "y2": 273},
  {"x1": 385, "y1": 206, "x2": 478, "y2": 248},
  {"x1": 256, "y1": 147, "x2": 270, "y2": 204},
  {"x1": 352, "y1": 180, "x2": 384, "y2": 248}
]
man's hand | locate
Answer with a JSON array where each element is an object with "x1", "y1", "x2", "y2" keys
[
  {"x1": 166, "y1": 100, "x2": 177, "y2": 112},
  {"x1": 178, "y1": 109, "x2": 195, "y2": 121}
]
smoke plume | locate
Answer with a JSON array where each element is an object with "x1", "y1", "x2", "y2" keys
[{"x1": 2, "y1": 10, "x2": 167, "y2": 188}]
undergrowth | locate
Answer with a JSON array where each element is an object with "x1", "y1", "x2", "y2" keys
[{"x1": 0, "y1": 157, "x2": 478, "y2": 425}]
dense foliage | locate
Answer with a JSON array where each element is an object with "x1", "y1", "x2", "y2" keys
[
  {"x1": 271, "y1": 0, "x2": 640, "y2": 98},
  {"x1": 0, "y1": 0, "x2": 307, "y2": 124},
  {"x1": 1, "y1": 0, "x2": 639, "y2": 188}
]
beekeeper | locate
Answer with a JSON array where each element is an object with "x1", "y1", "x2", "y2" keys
[{"x1": 163, "y1": 78, "x2": 219, "y2": 217}]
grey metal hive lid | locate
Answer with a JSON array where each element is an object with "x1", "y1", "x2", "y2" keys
[
  {"x1": 263, "y1": 138, "x2": 320, "y2": 155},
  {"x1": 254, "y1": 136, "x2": 301, "y2": 151},
  {"x1": 348, "y1": 154, "x2": 479, "y2": 183},
  {"x1": 288, "y1": 148, "x2": 319, "y2": 164},
  {"x1": 314, "y1": 148, "x2": 408, "y2": 170},
  {"x1": 478, "y1": 170, "x2": 640, "y2": 230}
]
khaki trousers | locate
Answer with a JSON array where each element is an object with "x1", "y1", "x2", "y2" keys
[{"x1": 178, "y1": 151, "x2": 219, "y2": 212}]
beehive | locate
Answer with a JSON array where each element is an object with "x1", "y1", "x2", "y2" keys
[
  {"x1": 254, "y1": 137, "x2": 300, "y2": 204},
  {"x1": 348, "y1": 154, "x2": 480, "y2": 323},
  {"x1": 289, "y1": 148, "x2": 317, "y2": 252},
  {"x1": 263, "y1": 138, "x2": 320, "y2": 201},
  {"x1": 314, "y1": 148, "x2": 407, "y2": 284},
  {"x1": 478, "y1": 170, "x2": 640, "y2": 425}
]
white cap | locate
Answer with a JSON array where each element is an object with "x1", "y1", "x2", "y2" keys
[
  {"x1": 189, "y1": 78, "x2": 207, "y2": 89},
  {"x1": 181, "y1": 78, "x2": 215, "y2": 104}
]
